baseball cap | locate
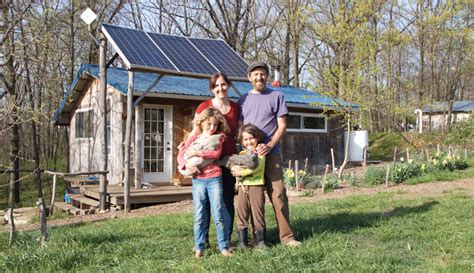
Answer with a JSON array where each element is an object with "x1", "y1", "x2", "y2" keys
[{"x1": 247, "y1": 61, "x2": 269, "y2": 74}]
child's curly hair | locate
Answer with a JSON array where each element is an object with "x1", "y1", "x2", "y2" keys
[
  {"x1": 237, "y1": 123, "x2": 264, "y2": 144},
  {"x1": 194, "y1": 107, "x2": 230, "y2": 134}
]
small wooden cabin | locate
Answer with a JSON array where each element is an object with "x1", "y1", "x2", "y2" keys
[
  {"x1": 422, "y1": 101, "x2": 474, "y2": 130},
  {"x1": 53, "y1": 64, "x2": 345, "y2": 187}
]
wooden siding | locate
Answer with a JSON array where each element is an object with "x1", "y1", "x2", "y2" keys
[
  {"x1": 280, "y1": 114, "x2": 344, "y2": 172},
  {"x1": 69, "y1": 79, "x2": 123, "y2": 185}
]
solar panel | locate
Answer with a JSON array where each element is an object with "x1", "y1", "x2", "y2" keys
[
  {"x1": 147, "y1": 32, "x2": 217, "y2": 75},
  {"x1": 101, "y1": 23, "x2": 248, "y2": 80},
  {"x1": 189, "y1": 38, "x2": 248, "y2": 78},
  {"x1": 102, "y1": 24, "x2": 176, "y2": 71}
]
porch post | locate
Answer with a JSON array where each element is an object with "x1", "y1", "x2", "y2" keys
[
  {"x1": 124, "y1": 71, "x2": 134, "y2": 213},
  {"x1": 99, "y1": 32, "x2": 108, "y2": 211},
  {"x1": 134, "y1": 105, "x2": 143, "y2": 189}
]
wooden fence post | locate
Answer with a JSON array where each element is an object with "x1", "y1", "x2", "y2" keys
[
  {"x1": 295, "y1": 160, "x2": 300, "y2": 191},
  {"x1": 331, "y1": 148, "x2": 336, "y2": 174},
  {"x1": 393, "y1": 146, "x2": 398, "y2": 164},
  {"x1": 385, "y1": 165, "x2": 390, "y2": 188},
  {"x1": 322, "y1": 164, "x2": 330, "y2": 194},
  {"x1": 50, "y1": 174, "x2": 57, "y2": 215}
]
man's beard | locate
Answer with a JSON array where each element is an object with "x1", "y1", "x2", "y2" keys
[{"x1": 253, "y1": 80, "x2": 265, "y2": 92}]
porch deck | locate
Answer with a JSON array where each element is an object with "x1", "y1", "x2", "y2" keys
[{"x1": 80, "y1": 184, "x2": 193, "y2": 207}]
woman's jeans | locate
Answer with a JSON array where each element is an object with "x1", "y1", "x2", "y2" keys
[{"x1": 192, "y1": 176, "x2": 229, "y2": 252}]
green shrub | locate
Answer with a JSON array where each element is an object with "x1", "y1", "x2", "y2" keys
[
  {"x1": 363, "y1": 166, "x2": 386, "y2": 186},
  {"x1": 322, "y1": 175, "x2": 340, "y2": 192},
  {"x1": 389, "y1": 162, "x2": 422, "y2": 183}
]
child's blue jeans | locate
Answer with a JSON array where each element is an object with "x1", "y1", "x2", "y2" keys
[{"x1": 192, "y1": 176, "x2": 228, "y2": 252}]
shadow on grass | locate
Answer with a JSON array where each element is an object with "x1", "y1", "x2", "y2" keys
[{"x1": 265, "y1": 200, "x2": 439, "y2": 245}]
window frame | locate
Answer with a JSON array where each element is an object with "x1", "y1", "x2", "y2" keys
[
  {"x1": 286, "y1": 112, "x2": 327, "y2": 133},
  {"x1": 75, "y1": 107, "x2": 94, "y2": 140}
]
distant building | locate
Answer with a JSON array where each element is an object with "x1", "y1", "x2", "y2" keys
[{"x1": 422, "y1": 101, "x2": 474, "y2": 130}]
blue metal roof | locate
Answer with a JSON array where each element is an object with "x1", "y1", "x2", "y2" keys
[
  {"x1": 53, "y1": 64, "x2": 355, "y2": 124},
  {"x1": 422, "y1": 101, "x2": 474, "y2": 113}
]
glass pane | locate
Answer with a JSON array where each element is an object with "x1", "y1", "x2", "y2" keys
[
  {"x1": 156, "y1": 134, "x2": 163, "y2": 145},
  {"x1": 287, "y1": 115, "x2": 301, "y2": 129},
  {"x1": 144, "y1": 134, "x2": 151, "y2": 146},
  {"x1": 151, "y1": 134, "x2": 157, "y2": 146},
  {"x1": 158, "y1": 109, "x2": 164, "y2": 122},
  {"x1": 151, "y1": 148, "x2": 157, "y2": 158},
  {"x1": 145, "y1": 109, "x2": 150, "y2": 120},
  {"x1": 150, "y1": 160, "x2": 157, "y2": 172},
  {"x1": 158, "y1": 147, "x2": 163, "y2": 159},
  {"x1": 158, "y1": 160, "x2": 163, "y2": 172},
  {"x1": 303, "y1": 116, "x2": 325, "y2": 130},
  {"x1": 151, "y1": 109, "x2": 157, "y2": 121},
  {"x1": 151, "y1": 121, "x2": 157, "y2": 133},
  {"x1": 145, "y1": 121, "x2": 151, "y2": 133},
  {"x1": 144, "y1": 160, "x2": 150, "y2": 172},
  {"x1": 158, "y1": 122, "x2": 164, "y2": 134},
  {"x1": 144, "y1": 147, "x2": 150, "y2": 159}
]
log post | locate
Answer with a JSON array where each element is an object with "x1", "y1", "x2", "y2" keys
[
  {"x1": 385, "y1": 165, "x2": 390, "y2": 188},
  {"x1": 124, "y1": 71, "x2": 134, "y2": 213},
  {"x1": 99, "y1": 32, "x2": 108, "y2": 211},
  {"x1": 134, "y1": 105, "x2": 143, "y2": 189},
  {"x1": 50, "y1": 174, "x2": 57, "y2": 215}
]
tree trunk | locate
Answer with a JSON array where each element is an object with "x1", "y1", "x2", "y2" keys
[{"x1": 338, "y1": 115, "x2": 351, "y2": 178}]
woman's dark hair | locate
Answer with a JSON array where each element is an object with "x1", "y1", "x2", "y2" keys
[
  {"x1": 208, "y1": 73, "x2": 231, "y2": 92},
  {"x1": 237, "y1": 123, "x2": 264, "y2": 144}
]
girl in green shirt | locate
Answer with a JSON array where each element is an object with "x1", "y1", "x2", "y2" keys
[{"x1": 231, "y1": 124, "x2": 267, "y2": 249}]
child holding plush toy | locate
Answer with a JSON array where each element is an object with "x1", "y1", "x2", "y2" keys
[
  {"x1": 177, "y1": 107, "x2": 232, "y2": 258},
  {"x1": 230, "y1": 124, "x2": 267, "y2": 249}
]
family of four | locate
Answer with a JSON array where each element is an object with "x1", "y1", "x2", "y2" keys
[{"x1": 178, "y1": 62, "x2": 301, "y2": 258}]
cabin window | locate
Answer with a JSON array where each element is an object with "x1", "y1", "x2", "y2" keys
[
  {"x1": 287, "y1": 112, "x2": 327, "y2": 133},
  {"x1": 75, "y1": 108, "x2": 93, "y2": 138}
]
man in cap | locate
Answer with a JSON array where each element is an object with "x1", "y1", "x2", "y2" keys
[{"x1": 236, "y1": 61, "x2": 301, "y2": 247}]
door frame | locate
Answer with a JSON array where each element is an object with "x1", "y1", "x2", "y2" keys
[{"x1": 140, "y1": 104, "x2": 173, "y2": 183}]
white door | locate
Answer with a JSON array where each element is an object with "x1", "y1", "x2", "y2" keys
[{"x1": 142, "y1": 105, "x2": 173, "y2": 183}]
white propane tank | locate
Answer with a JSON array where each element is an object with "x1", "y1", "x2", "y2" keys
[{"x1": 344, "y1": 130, "x2": 369, "y2": 161}]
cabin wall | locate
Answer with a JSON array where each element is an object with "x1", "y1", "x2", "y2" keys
[
  {"x1": 280, "y1": 111, "x2": 344, "y2": 174},
  {"x1": 423, "y1": 112, "x2": 470, "y2": 130},
  {"x1": 69, "y1": 79, "x2": 123, "y2": 184}
]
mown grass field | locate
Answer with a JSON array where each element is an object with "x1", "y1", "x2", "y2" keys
[{"x1": 1, "y1": 188, "x2": 472, "y2": 271}]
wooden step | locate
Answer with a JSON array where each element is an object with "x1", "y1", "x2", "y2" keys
[
  {"x1": 54, "y1": 202, "x2": 80, "y2": 216},
  {"x1": 69, "y1": 194, "x2": 99, "y2": 212}
]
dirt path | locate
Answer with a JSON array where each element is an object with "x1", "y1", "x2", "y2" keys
[{"x1": 3, "y1": 177, "x2": 473, "y2": 232}]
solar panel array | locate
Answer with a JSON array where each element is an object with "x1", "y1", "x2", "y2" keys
[{"x1": 101, "y1": 24, "x2": 248, "y2": 80}]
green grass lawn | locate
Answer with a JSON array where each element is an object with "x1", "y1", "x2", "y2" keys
[{"x1": 1, "y1": 190, "x2": 472, "y2": 271}]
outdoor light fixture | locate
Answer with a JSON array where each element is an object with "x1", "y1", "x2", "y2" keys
[
  {"x1": 80, "y1": 8, "x2": 100, "y2": 46},
  {"x1": 80, "y1": 8, "x2": 97, "y2": 25}
]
